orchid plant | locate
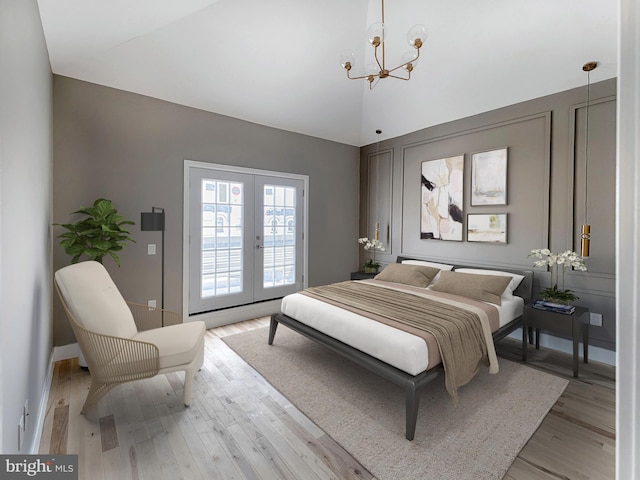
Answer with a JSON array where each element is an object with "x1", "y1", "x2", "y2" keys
[
  {"x1": 528, "y1": 248, "x2": 587, "y2": 303},
  {"x1": 358, "y1": 237, "x2": 384, "y2": 271}
]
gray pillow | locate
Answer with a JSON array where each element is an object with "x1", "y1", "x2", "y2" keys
[
  {"x1": 429, "y1": 270, "x2": 512, "y2": 305},
  {"x1": 374, "y1": 263, "x2": 441, "y2": 288}
]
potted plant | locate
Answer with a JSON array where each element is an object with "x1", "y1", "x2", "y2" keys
[
  {"x1": 56, "y1": 198, "x2": 135, "y2": 266},
  {"x1": 358, "y1": 237, "x2": 384, "y2": 273},
  {"x1": 528, "y1": 248, "x2": 587, "y2": 303}
]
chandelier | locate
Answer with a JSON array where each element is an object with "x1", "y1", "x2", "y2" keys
[{"x1": 340, "y1": 0, "x2": 427, "y2": 89}]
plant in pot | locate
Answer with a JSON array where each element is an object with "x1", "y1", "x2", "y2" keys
[
  {"x1": 56, "y1": 198, "x2": 135, "y2": 368},
  {"x1": 358, "y1": 237, "x2": 384, "y2": 274},
  {"x1": 528, "y1": 248, "x2": 587, "y2": 304},
  {"x1": 56, "y1": 198, "x2": 135, "y2": 266}
]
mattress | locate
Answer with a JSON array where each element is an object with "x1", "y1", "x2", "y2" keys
[{"x1": 280, "y1": 281, "x2": 523, "y2": 376}]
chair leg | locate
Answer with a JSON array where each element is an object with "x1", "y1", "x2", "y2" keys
[
  {"x1": 82, "y1": 382, "x2": 116, "y2": 414},
  {"x1": 183, "y1": 370, "x2": 195, "y2": 406},
  {"x1": 183, "y1": 336, "x2": 204, "y2": 406}
]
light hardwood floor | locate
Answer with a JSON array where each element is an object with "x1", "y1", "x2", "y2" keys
[{"x1": 39, "y1": 317, "x2": 615, "y2": 480}]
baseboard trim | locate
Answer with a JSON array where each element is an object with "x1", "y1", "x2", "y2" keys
[
  {"x1": 52, "y1": 342, "x2": 79, "y2": 362},
  {"x1": 508, "y1": 328, "x2": 616, "y2": 366},
  {"x1": 29, "y1": 348, "x2": 57, "y2": 454},
  {"x1": 189, "y1": 299, "x2": 281, "y2": 329}
]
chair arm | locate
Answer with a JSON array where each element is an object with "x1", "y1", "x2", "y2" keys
[
  {"x1": 126, "y1": 301, "x2": 182, "y2": 330},
  {"x1": 71, "y1": 322, "x2": 160, "y2": 384}
]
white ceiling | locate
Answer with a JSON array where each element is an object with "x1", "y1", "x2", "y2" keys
[{"x1": 36, "y1": 0, "x2": 618, "y2": 147}]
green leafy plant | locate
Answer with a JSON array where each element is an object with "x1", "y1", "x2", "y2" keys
[
  {"x1": 538, "y1": 284, "x2": 580, "y2": 303},
  {"x1": 57, "y1": 198, "x2": 135, "y2": 266}
]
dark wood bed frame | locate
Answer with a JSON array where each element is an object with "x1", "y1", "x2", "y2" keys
[{"x1": 268, "y1": 257, "x2": 533, "y2": 441}]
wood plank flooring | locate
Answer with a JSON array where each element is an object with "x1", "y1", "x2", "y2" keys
[{"x1": 39, "y1": 318, "x2": 615, "y2": 479}]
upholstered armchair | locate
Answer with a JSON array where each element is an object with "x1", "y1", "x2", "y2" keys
[{"x1": 55, "y1": 261, "x2": 206, "y2": 413}]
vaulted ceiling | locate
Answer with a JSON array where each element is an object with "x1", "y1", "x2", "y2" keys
[{"x1": 36, "y1": 0, "x2": 618, "y2": 146}]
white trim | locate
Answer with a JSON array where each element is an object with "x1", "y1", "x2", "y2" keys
[
  {"x1": 617, "y1": 0, "x2": 639, "y2": 477},
  {"x1": 189, "y1": 299, "x2": 281, "y2": 329},
  {"x1": 28, "y1": 349, "x2": 56, "y2": 454},
  {"x1": 182, "y1": 160, "x2": 309, "y2": 323},
  {"x1": 52, "y1": 342, "x2": 80, "y2": 362},
  {"x1": 508, "y1": 329, "x2": 615, "y2": 366}
]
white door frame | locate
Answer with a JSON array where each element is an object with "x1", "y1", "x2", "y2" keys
[{"x1": 183, "y1": 160, "x2": 309, "y2": 328}]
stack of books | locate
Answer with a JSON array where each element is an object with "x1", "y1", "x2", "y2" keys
[{"x1": 531, "y1": 299, "x2": 576, "y2": 314}]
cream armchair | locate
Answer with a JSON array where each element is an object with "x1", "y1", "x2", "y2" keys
[{"x1": 55, "y1": 261, "x2": 205, "y2": 413}]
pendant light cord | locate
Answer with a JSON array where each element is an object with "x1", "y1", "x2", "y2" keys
[{"x1": 584, "y1": 69, "x2": 591, "y2": 225}]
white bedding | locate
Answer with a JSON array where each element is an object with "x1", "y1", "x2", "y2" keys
[{"x1": 280, "y1": 284, "x2": 523, "y2": 376}]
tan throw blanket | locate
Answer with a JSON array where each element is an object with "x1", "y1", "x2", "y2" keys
[{"x1": 300, "y1": 281, "x2": 499, "y2": 399}]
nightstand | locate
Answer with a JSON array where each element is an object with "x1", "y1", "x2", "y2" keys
[
  {"x1": 350, "y1": 271, "x2": 377, "y2": 280},
  {"x1": 522, "y1": 304, "x2": 590, "y2": 377}
]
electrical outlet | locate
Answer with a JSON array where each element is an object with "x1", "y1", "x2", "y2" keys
[
  {"x1": 590, "y1": 312, "x2": 603, "y2": 327},
  {"x1": 148, "y1": 299, "x2": 157, "y2": 310},
  {"x1": 147, "y1": 243, "x2": 156, "y2": 255}
]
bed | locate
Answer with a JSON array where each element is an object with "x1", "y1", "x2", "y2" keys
[{"x1": 268, "y1": 256, "x2": 533, "y2": 440}]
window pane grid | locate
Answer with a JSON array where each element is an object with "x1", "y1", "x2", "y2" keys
[
  {"x1": 263, "y1": 184, "x2": 296, "y2": 288},
  {"x1": 201, "y1": 179, "x2": 244, "y2": 298}
]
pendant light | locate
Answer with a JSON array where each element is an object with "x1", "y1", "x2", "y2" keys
[
  {"x1": 580, "y1": 61, "x2": 597, "y2": 258},
  {"x1": 340, "y1": 0, "x2": 427, "y2": 89}
]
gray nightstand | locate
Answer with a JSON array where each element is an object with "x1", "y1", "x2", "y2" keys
[
  {"x1": 350, "y1": 271, "x2": 377, "y2": 280},
  {"x1": 522, "y1": 304, "x2": 590, "y2": 377}
]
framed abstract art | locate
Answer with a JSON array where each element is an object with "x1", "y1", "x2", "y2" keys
[
  {"x1": 420, "y1": 155, "x2": 464, "y2": 241},
  {"x1": 467, "y1": 213, "x2": 507, "y2": 243},
  {"x1": 471, "y1": 147, "x2": 508, "y2": 206}
]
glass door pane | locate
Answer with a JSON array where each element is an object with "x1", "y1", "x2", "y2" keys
[
  {"x1": 189, "y1": 168, "x2": 254, "y2": 314},
  {"x1": 200, "y1": 179, "x2": 244, "y2": 298},
  {"x1": 254, "y1": 176, "x2": 303, "y2": 301}
]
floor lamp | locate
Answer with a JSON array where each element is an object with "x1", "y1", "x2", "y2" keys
[{"x1": 141, "y1": 207, "x2": 165, "y2": 326}]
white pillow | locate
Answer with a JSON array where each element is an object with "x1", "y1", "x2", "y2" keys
[
  {"x1": 401, "y1": 260, "x2": 454, "y2": 271},
  {"x1": 454, "y1": 268, "x2": 525, "y2": 298}
]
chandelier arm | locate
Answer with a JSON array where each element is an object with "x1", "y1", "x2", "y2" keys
[
  {"x1": 389, "y1": 50, "x2": 420, "y2": 78},
  {"x1": 347, "y1": 71, "x2": 379, "y2": 81},
  {"x1": 388, "y1": 73, "x2": 411, "y2": 81},
  {"x1": 386, "y1": 48, "x2": 421, "y2": 74},
  {"x1": 373, "y1": 45, "x2": 384, "y2": 72},
  {"x1": 387, "y1": 63, "x2": 411, "y2": 75}
]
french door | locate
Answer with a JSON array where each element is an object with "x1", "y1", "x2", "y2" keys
[{"x1": 187, "y1": 164, "x2": 305, "y2": 315}]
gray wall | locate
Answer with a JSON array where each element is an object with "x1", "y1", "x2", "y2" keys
[
  {"x1": 361, "y1": 79, "x2": 617, "y2": 351},
  {"x1": 0, "y1": 0, "x2": 53, "y2": 453},
  {"x1": 53, "y1": 76, "x2": 360, "y2": 346}
]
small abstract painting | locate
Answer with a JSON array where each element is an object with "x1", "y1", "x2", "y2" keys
[
  {"x1": 420, "y1": 155, "x2": 464, "y2": 241},
  {"x1": 471, "y1": 148, "x2": 508, "y2": 206},
  {"x1": 467, "y1": 214, "x2": 507, "y2": 243}
]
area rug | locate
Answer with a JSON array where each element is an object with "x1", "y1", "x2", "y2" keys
[{"x1": 222, "y1": 326, "x2": 568, "y2": 480}]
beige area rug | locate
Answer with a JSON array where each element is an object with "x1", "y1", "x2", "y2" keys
[{"x1": 223, "y1": 326, "x2": 568, "y2": 480}]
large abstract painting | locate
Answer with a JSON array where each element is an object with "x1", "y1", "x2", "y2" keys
[
  {"x1": 471, "y1": 148, "x2": 508, "y2": 206},
  {"x1": 420, "y1": 155, "x2": 464, "y2": 241}
]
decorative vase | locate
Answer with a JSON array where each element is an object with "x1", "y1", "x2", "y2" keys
[{"x1": 363, "y1": 266, "x2": 379, "y2": 274}]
